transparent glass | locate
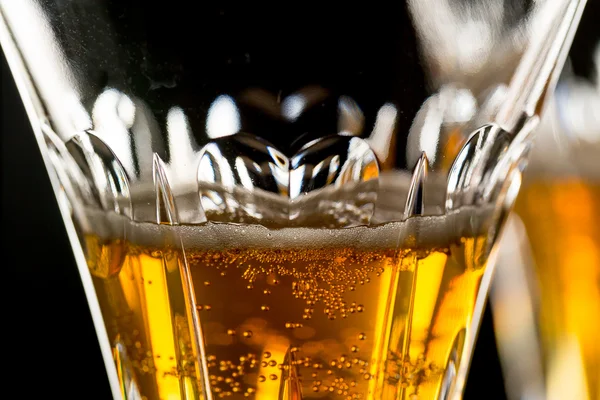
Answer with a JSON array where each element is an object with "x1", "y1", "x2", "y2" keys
[
  {"x1": 492, "y1": 46, "x2": 600, "y2": 400},
  {"x1": 0, "y1": 1, "x2": 585, "y2": 399}
]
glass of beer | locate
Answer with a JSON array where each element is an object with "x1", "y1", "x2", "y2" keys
[
  {"x1": 492, "y1": 42, "x2": 600, "y2": 400},
  {"x1": 0, "y1": 1, "x2": 585, "y2": 399}
]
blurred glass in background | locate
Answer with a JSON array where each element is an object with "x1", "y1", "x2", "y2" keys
[{"x1": 492, "y1": 38, "x2": 600, "y2": 400}]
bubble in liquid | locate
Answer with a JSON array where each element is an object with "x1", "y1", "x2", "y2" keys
[
  {"x1": 261, "y1": 305, "x2": 270, "y2": 311},
  {"x1": 358, "y1": 333, "x2": 366, "y2": 340},
  {"x1": 357, "y1": 304, "x2": 364, "y2": 312},
  {"x1": 269, "y1": 374, "x2": 278, "y2": 380},
  {"x1": 204, "y1": 281, "x2": 211, "y2": 286},
  {"x1": 351, "y1": 346, "x2": 359, "y2": 353},
  {"x1": 258, "y1": 375, "x2": 266, "y2": 382},
  {"x1": 263, "y1": 351, "x2": 271, "y2": 359},
  {"x1": 268, "y1": 360, "x2": 277, "y2": 367},
  {"x1": 205, "y1": 305, "x2": 212, "y2": 311},
  {"x1": 263, "y1": 289, "x2": 271, "y2": 295},
  {"x1": 227, "y1": 329, "x2": 236, "y2": 336},
  {"x1": 363, "y1": 373, "x2": 371, "y2": 380}
]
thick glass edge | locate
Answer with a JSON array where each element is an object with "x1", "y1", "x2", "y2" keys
[{"x1": 0, "y1": 11, "x2": 124, "y2": 400}]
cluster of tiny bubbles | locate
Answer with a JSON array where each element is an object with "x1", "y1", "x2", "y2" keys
[
  {"x1": 206, "y1": 353, "x2": 260, "y2": 397},
  {"x1": 200, "y1": 246, "x2": 395, "y2": 322},
  {"x1": 309, "y1": 357, "x2": 372, "y2": 399},
  {"x1": 184, "y1": 241, "x2": 423, "y2": 398},
  {"x1": 385, "y1": 350, "x2": 441, "y2": 388},
  {"x1": 205, "y1": 343, "x2": 379, "y2": 398},
  {"x1": 187, "y1": 243, "x2": 410, "y2": 333}
]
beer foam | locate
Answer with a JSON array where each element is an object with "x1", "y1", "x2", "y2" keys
[
  {"x1": 82, "y1": 204, "x2": 494, "y2": 250},
  {"x1": 78, "y1": 171, "x2": 494, "y2": 249}
]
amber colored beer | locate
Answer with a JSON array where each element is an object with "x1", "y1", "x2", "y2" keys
[
  {"x1": 513, "y1": 181, "x2": 600, "y2": 400},
  {"x1": 85, "y1": 217, "x2": 490, "y2": 400}
]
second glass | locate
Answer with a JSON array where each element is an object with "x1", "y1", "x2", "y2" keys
[{"x1": 492, "y1": 46, "x2": 600, "y2": 400}]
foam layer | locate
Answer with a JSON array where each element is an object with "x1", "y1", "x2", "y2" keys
[{"x1": 82, "y1": 204, "x2": 494, "y2": 250}]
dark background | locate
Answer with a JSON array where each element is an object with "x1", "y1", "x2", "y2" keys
[{"x1": 2, "y1": 1, "x2": 598, "y2": 398}]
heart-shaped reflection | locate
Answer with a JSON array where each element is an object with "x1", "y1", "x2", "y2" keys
[{"x1": 197, "y1": 133, "x2": 379, "y2": 227}]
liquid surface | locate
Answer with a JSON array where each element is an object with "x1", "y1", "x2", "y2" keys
[
  {"x1": 515, "y1": 180, "x2": 600, "y2": 400},
  {"x1": 85, "y1": 220, "x2": 489, "y2": 400}
]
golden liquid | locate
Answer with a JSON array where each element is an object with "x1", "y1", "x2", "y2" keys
[
  {"x1": 85, "y1": 225, "x2": 488, "y2": 400},
  {"x1": 86, "y1": 236, "x2": 202, "y2": 400},
  {"x1": 515, "y1": 181, "x2": 600, "y2": 400}
]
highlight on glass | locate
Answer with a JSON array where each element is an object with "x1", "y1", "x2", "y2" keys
[{"x1": 0, "y1": 1, "x2": 586, "y2": 399}]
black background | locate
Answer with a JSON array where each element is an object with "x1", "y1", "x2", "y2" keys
[{"x1": 2, "y1": 1, "x2": 598, "y2": 398}]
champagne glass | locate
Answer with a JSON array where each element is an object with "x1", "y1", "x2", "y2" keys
[
  {"x1": 0, "y1": 1, "x2": 585, "y2": 399},
  {"x1": 492, "y1": 38, "x2": 600, "y2": 400}
]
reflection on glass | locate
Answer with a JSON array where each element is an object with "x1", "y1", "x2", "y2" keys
[
  {"x1": 206, "y1": 95, "x2": 241, "y2": 139},
  {"x1": 0, "y1": 0, "x2": 586, "y2": 399}
]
